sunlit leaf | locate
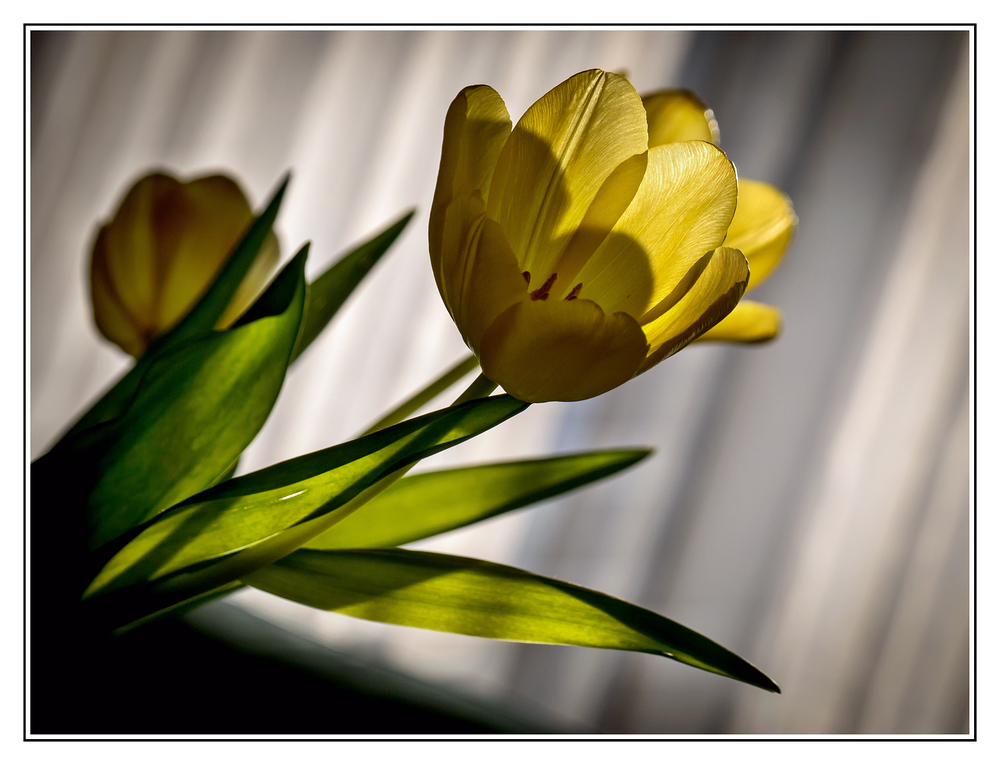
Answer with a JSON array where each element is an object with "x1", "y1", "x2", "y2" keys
[
  {"x1": 306, "y1": 449, "x2": 650, "y2": 550},
  {"x1": 71, "y1": 245, "x2": 307, "y2": 549},
  {"x1": 291, "y1": 209, "x2": 415, "y2": 363},
  {"x1": 244, "y1": 548, "x2": 780, "y2": 692},
  {"x1": 83, "y1": 395, "x2": 528, "y2": 627}
]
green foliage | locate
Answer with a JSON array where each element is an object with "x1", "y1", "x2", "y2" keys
[
  {"x1": 31, "y1": 170, "x2": 779, "y2": 696},
  {"x1": 79, "y1": 247, "x2": 308, "y2": 549},
  {"x1": 245, "y1": 548, "x2": 780, "y2": 693},
  {"x1": 83, "y1": 395, "x2": 528, "y2": 627},
  {"x1": 306, "y1": 450, "x2": 650, "y2": 550},
  {"x1": 292, "y1": 209, "x2": 415, "y2": 363}
]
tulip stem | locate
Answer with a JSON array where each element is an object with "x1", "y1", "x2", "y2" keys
[{"x1": 361, "y1": 353, "x2": 479, "y2": 436}]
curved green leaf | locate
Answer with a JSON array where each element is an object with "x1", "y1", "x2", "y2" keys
[
  {"x1": 83, "y1": 395, "x2": 528, "y2": 625},
  {"x1": 291, "y1": 209, "x2": 414, "y2": 363},
  {"x1": 306, "y1": 449, "x2": 651, "y2": 550},
  {"x1": 60, "y1": 174, "x2": 291, "y2": 442},
  {"x1": 79, "y1": 245, "x2": 308, "y2": 549},
  {"x1": 244, "y1": 548, "x2": 780, "y2": 693}
]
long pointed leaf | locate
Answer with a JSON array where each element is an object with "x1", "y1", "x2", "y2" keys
[
  {"x1": 244, "y1": 548, "x2": 780, "y2": 693},
  {"x1": 58, "y1": 174, "x2": 290, "y2": 443},
  {"x1": 83, "y1": 395, "x2": 528, "y2": 626},
  {"x1": 291, "y1": 209, "x2": 414, "y2": 363},
  {"x1": 305, "y1": 450, "x2": 651, "y2": 550},
  {"x1": 66, "y1": 245, "x2": 307, "y2": 549}
]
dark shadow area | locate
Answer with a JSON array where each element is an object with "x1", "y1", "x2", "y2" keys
[{"x1": 30, "y1": 609, "x2": 548, "y2": 735}]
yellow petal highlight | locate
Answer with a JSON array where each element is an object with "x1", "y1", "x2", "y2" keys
[
  {"x1": 643, "y1": 90, "x2": 720, "y2": 147},
  {"x1": 550, "y1": 151, "x2": 648, "y2": 298},
  {"x1": 723, "y1": 179, "x2": 797, "y2": 292},
  {"x1": 429, "y1": 85, "x2": 512, "y2": 291},
  {"x1": 479, "y1": 298, "x2": 648, "y2": 403},
  {"x1": 91, "y1": 172, "x2": 278, "y2": 357},
  {"x1": 694, "y1": 300, "x2": 782, "y2": 343},
  {"x1": 573, "y1": 141, "x2": 737, "y2": 321},
  {"x1": 486, "y1": 70, "x2": 648, "y2": 283},
  {"x1": 638, "y1": 246, "x2": 749, "y2": 373}
]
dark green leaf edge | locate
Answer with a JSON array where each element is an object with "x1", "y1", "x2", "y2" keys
[{"x1": 306, "y1": 449, "x2": 652, "y2": 550}]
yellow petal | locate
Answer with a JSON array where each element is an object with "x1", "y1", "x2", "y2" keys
[
  {"x1": 723, "y1": 179, "x2": 796, "y2": 292},
  {"x1": 91, "y1": 226, "x2": 148, "y2": 357},
  {"x1": 486, "y1": 70, "x2": 648, "y2": 284},
  {"x1": 694, "y1": 300, "x2": 782, "y2": 343},
  {"x1": 157, "y1": 174, "x2": 259, "y2": 330},
  {"x1": 438, "y1": 192, "x2": 486, "y2": 322},
  {"x1": 479, "y1": 298, "x2": 648, "y2": 403},
  {"x1": 637, "y1": 246, "x2": 749, "y2": 374},
  {"x1": 429, "y1": 85, "x2": 512, "y2": 291},
  {"x1": 91, "y1": 172, "x2": 280, "y2": 357},
  {"x1": 100, "y1": 173, "x2": 173, "y2": 332},
  {"x1": 438, "y1": 192, "x2": 527, "y2": 352},
  {"x1": 572, "y1": 141, "x2": 737, "y2": 321},
  {"x1": 549, "y1": 151, "x2": 648, "y2": 298},
  {"x1": 643, "y1": 89, "x2": 719, "y2": 147}
]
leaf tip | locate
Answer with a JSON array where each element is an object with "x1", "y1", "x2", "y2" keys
[
  {"x1": 264, "y1": 172, "x2": 292, "y2": 214},
  {"x1": 294, "y1": 240, "x2": 312, "y2": 260},
  {"x1": 746, "y1": 668, "x2": 781, "y2": 694}
]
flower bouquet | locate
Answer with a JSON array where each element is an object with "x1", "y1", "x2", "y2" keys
[{"x1": 31, "y1": 69, "x2": 797, "y2": 723}]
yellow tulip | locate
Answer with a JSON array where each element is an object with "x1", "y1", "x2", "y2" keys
[
  {"x1": 430, "y1": 69, "x2": 795, "y2": 403},
  {"x1": 90, "y1": 171, "x2": 280, "y2": 357}
]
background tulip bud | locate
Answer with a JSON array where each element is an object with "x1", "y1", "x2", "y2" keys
[{"x1": 90, "y1": 171, "x2": 280, "y2": 357}]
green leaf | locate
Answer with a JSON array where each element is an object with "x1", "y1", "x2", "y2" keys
[
  {"x1": 79, "y1": 244, "x2": 308, "y2": 549},
  {"x1": 291, "y1": 209, "x2": 414, "y2": 363},
  {"x1": 112, "y1": 582, "x2": 246, "y2": 635},
  {"x1": 243, "y1": 548, "x2": 780, "y2": 693},
  {"x1": 58, "y1": 174, "x2": 291, "y2": 443},
  {"x1": 305, "y1": 450, "x2": 651, "y2": 550},
  {"x1": 82, "y1": 395, "x2": 528, "y2": 626}
]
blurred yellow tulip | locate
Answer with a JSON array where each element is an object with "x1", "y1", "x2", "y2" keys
[
  {"x1": 90, "y1": 172, "x2": 279, "y2": 357},
  {"x1": 430, "y1": 69, "x2": 795, "y2": 403}
]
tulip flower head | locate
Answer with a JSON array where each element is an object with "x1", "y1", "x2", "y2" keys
[
  {"x1": 91, "y1": 172, "x2": 279, "y2": 357},
  {"x1": 430, "y1": 70, "x2": 795, "y2": 403}
]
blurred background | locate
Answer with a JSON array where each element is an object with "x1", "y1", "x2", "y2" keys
[{"x1": 29, "y1": 28, "x2": 971, "y2": 735}]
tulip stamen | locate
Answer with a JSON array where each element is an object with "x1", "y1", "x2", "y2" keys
[
  {"x1": 565, "y1": 283, "x2": 583, "y2": 301},
  {"x1": 530, "y1": 273, "x2": 558, "y2": 301},
  {"x1": 522, "y1": 271, "x2": 531, "y2": 284}
]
